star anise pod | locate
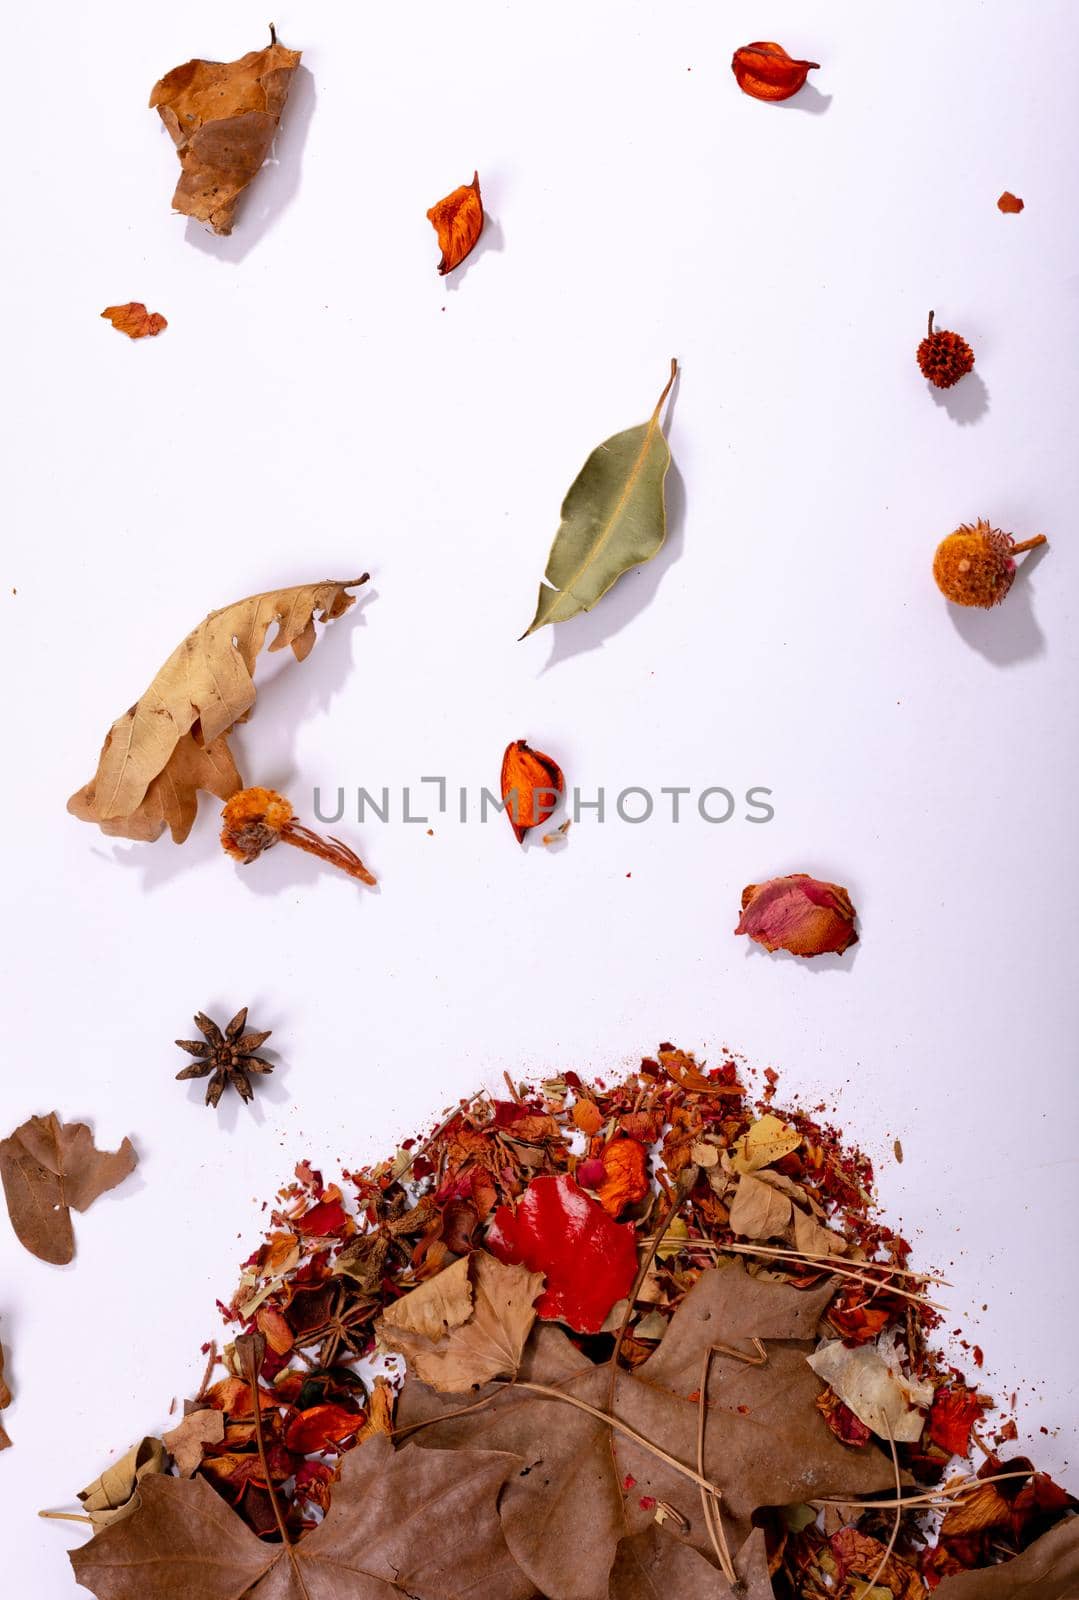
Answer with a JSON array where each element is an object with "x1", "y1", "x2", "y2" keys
[{"x1": 175, "y1": 1009, "x2": 273, "y2": 1107}]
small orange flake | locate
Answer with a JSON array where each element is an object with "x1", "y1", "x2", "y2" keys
[
  {"x1": 572, "y1": 1099, "x2": 604, "y2": 1137},
  {"x1": 500, "y1": 740, "x2": 564, "y2": 844},
  {"x1": 596, "y1": 1138, "x2": 649, "y2": 1217},
  {"x1": 997, "y1": 190, "x2": 1024, "y2": 214},
  {"x1": 101, "y1": 302, "x2": 168, "y2": 339},
  {"x1": 731, "y1": 42, "x2": 819, "y2": 103},
  {"x1": 427, "y1": 171, "x2": 484, "y2": 275}
]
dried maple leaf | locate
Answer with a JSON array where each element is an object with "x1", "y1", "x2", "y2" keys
[
  {"x1": 399, "y1": 1263, "x2": 897, "y2": 1599},
  {"x1": 934, "y1": 1516, "x2": 1079, "y2": 1597},
  {"x1": 68, "y1": 578, "x2": 365, "y2": 844},
  {"x1": 500, "y1": 740, "x2": 565, "y2": 843},
  {"x1": 70, "y1": 1434, "x2": 531, "y2": 1599},
  {"x1": 998, "y1": 190, "x2": 1025, "y2": 214},
  {"x1": 427, "y1": 171, "x2": 484, "y2": 274},
  {"x1": 149, "y1": 31, "x2": 302, "y2": 235},
  {"x1": 163, "y1": 1409, "x2": 225, "y2": 1477},
  {"x1": 611, "y1": 1524, "x2": 775, "y2": 1598},
  {"x1": 100, "y1": 303, "x2": 167, "y2": 339},
  {"x1": 487, "y1": 1172, "x2": 638, "y2": 1334},
  {"x1": 731, "y1": 42, "x2": 820, "y2": 102},
  {"x1": 0, "y1": 1113, "x2": 137, "y2": 1264},
  {"x1": 0, "y1": 1332, "x2": 11, "y2": 1450},
  {"x1": 378, "y1": 1251, "x2": 544, "y2": 1392}
]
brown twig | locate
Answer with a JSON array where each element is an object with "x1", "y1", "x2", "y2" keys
[{"x1": 236, "y1": 1333, "x2": 306, "y2": 1587}]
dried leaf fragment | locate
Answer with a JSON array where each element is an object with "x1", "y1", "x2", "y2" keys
[
  {"x1": 736, "y1": 873, "x2": 858, "y2": 957},
  {"x1": 78, "y1": 1437, "x2": 168, "y2": 1527},
  {"x1": 934, "y1": 1516, "x2": 1079, "y2": 1597},
  {"x1": 100, "y1": 303, "x2": 167, "y2": 339},
  {"x1": 500, "y1": 740, "x2": 565, "y2": 843},
  {"x1": 162, "y1": 1409, "x2": 225, "y2": 1477},
  {"x1": 427, "y1": 170, "x2": 484, "y2": 274},
  {"x1": 149, "y1": 32, "x2": 302, "y2": 235},
  {"x1": 807, "y1": 1333, "x2": 933, "y2": 1443},
  {"x1": 729, "y1": 1171, "x2": 792, "y2": 1238},
  {"x1": 378, "y1": 1252, "x2": 544, "y2": 1392},
  {"x1": 997, "y1": 190, "x2": 1025, "y2": 214},
  {"x1": 521, "y1": 360, "x2": 678, "y2": 637},
  {"x1": 732, "y1": 41, "x2": 819, "y2": 102},
  {"x1": 0, "y1": 1113, "x2": 137, "y2": 1264},
  {"x1": 0, "y1": 1332, "x2": 11, "y2": 1450},
  {"x1": 730, "y1": 1112, "x2": 803, "y2": 1173},
  {"x1": 68, "y1": 578, "x2": 365, "y2": 845}
]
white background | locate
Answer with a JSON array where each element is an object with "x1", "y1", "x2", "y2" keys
[{"x1": 2, "y1": 2, "x2": 1076, "y2": 1590}]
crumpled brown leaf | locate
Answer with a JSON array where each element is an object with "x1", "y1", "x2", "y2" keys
[
  {"x1": 149, "y1": 34, "x2": 301, "y2": 235},
  {"x1": 728, "y1": 1171, "x2": 792, "y2": 1239},
  {"x1": 70, "y1": 1434, "x2": 534, "y2": 1599},
  {"x1": 0, "y1": 1113, "x2": 137, "y2": 1264},
  {"x1": 378, "y1": 1251, "x2": 544, "y2": 1392},
  {"x1": 162, "y1": 1409, "x2": 225, "y2": 1477},
  {"x1": 610, "y1": 1524, "x2": 774, "y2": 1599},
  {"x1": 0, "y1": 1332, "x2": 11, "y2": 1450},
  {"x1": 100, "y1": 304, "x2": 167, "y2": 339},
  {"x1": 934, "y1": 1516, "x2": 1079, "y2": 1597},
  {"x1": 398, "y1": 1263, "x2": 896, "y2": 1600},
  {"x1": 78, "y1": 1437, "x2": 168, "y2": 1527},
  {"x1": 68, "y1": 578, "x2": 365, "y2": 844}
]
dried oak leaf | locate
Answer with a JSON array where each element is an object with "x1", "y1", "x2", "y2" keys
[
  {"x1": 100, "y1": 304, "x2": 167, "y2": 339},
  {"x1": 0, "y1": 1332, "x2": 11, "y2": 1450},
  {"x1": 611, "y1": 1524, "x2": 774, "y2": 1599},
  {"x1": 399, "y1": 1262, "x2": 897, "y2": 1600},
  {"x1": 732, "y1": 42, "x2": 820, "y2": 102},
  {"x1": 0, "y1": 1113, "x2": 137, "y2": 1265},
  {"x1": 78, "y1": 1438, "x2": 168, "y2": 1527},
  {"x1": 68, "y1": 578, "x2": 365, "y2": 845},
  {"x1": 149, "y1": 35, "x2": 302, "y2": 236},
  {"x1": 427, "y1": 170, "x2": 484, "y2": 274},
  {"x1": 70, "y1": 1434, "x2": 532, "y2": 1600},
  {"x1": 162, "y1": 1409, "x2": 226, "y2": 1477},
  {"x1": 500, "y1": 740, "x2": 565, "y2": 843},
  {"x1": 487, "y1": 1172, "x2": 638, "y2": 1334},
  {"x1": 378, "y1": 1251, "x2": 544, "y2": 1393},
  {"x1": 934, "y1": 1516, "x2": 1079, "y2": 1597},
  {"x1": 736, "y1": 873, "x2": 858, "y2": 957}
]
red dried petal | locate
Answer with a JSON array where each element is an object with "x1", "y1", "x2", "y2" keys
[
  {"x1": 930, "y1": 1385, "x2": 988, "y2": 1458},
  {"x1": 426, "y1": 171, "x2": 484, "y2": 275},
  {"x1": 736, "y1": 873, "x2": 858, "y2": 958},
  {"x1": 284, "y1": 1403, "x2": 363, "y2": 1455},
  {"x1": 295, "y1": 1199, "x2": 349, "y2": 1237},
  {"x1": 731, "y1": 41, "x2": 819, "y2": 103},
  {"x1": 486, "y1": 1172, "x2": 638, "y2": 1334}
]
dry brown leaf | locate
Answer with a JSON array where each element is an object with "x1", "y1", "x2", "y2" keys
[
  {"x1": 935, "y1": 1516, "x2": 1079, "y2": 1597},
  {"x1": 610, "y1": 1524, "x2": 774, "y2": 1599},
  {"x1": 808, "y1": 1332, "x2": 933, "y2": 1443},
  {"x1": 356, "y1": 1375, "x2": 396, "y2": 1443},
  {"x1": 729, "y1": 1171, "x2": 792, "y2": 1239},
  {"x1": 149, "y1": 33, "x2": 302, "y2": 235},
  {"x1": 101, "y1": 304, "x2": 167, "y2": 339},
  {"x1": 729, "y1": 1113, "x2": 802, "y2": 1174},
  {"x1": 399, "y1": 1263, "x2": 895, "y2": 1599},
  {"x1": 68, "y1": 578, "x2": 365, "y2": 844},
  {"x1": 0, "y1": 1113, "x2": 137, "y2": 1264},
  {"x1": 0, "y1": 1331, "x2": 11, "y2": 1450},
  {"x1": 792, "y1": 1204, "x2": 848, "y2": 1257},
  {"x1": 379, "y1": 1251, "x2": 544, "y2": 1393},
  {"x1": 162, "y1": 1409, "x2": 225, "y2": 1477},
  {"x1": 78, "y1": 1437, "x2": 168, "y2": 1527},
  {"x1": 71, "y1": 1434, "x2": 534, "y2": 1599}
]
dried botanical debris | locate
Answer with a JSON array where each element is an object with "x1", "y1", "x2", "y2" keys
[
  {"x1": 933, "y1": 522, "x2": 1048, "y2": 609},
  {"x1": 0, "y1": 1113, "x2": 137, "y2": 1264},
  {"x1": 100, "y1": 303, "x2": 167, "y2": 339},
  {"x1": 731, "y1": 41, "x2": 820, "y2": 102},
  {"x1": 736, "y1": 873, "x2": 858, "y2": 957},
  {"x1": 68, "y1": 578, "x2": 366, "y2": 845},
  {"x1": 65, "y1": 1048, "x2": 1075, "y2": 1598},
  {"x1": 221, "y1": 788, "x2": 377, "y2": 886},
  {"x1": 427, "y1": 171, "x2": 484, "y2": 274},
  {"x1": 521, "y1": 360, "x2": 678, "y2": 637},
  {"x1": 0, "y1": 1331, "x2": 11, "y2": 1450},
  {"x1": 149, "y1": 28, "x2": 301, "y2": 235},
  {"x1": 175, "y1": 1009, "x2": 274, "y2": 1108},
  {"x1": 918, "y1": 311, "x2": 975, "y2": 390},
  {"x1": 997, "y1": 191, "x2": 1025, "y2": 214},
  {"x1": 500, "y1": 740, "x2": 565, "y2": 844}
]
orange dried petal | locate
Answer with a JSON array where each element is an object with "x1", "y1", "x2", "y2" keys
[
  {"x1": 596, "y1": 1137, "x2": 649, "y2": 1217},
  {"x1": 572, "y1": 1099, "x2": 604, "y2": 1136},
  {"x1": 427, "y1": 171, "x2": 484, "y2": 275},
  {"x1": 997, "y1": 190, "x2": 1024, "y2": 214},
  {"x1": 731, "y1": 42, "x2": 819, "y2": 103},
  {"x1": 101, "y1": 302, "x2": 168, "y2": 339},
  {"x1": 500, "y1": 740, "x2": 565, "y2": 844}
]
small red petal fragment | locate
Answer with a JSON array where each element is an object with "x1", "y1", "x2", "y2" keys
[
  {"x1": 595, "y1": 1138, "x2": 649, "y2": 1217},
  {"x1": 284, "y1": 1403, "x2": 362, "y2": 1455},
  {"x1": 736, "y1": 873, "x2": 858, "y2": 957},
  {"x1": 295, "y1": 1199, "x2": 349, "y2": 1237},
  {"x1": 427, "y1": 171, "x2": 484, "y2": 275},
  {"x1": 929, "y1": 1385, "x2": 988, "y2": 1458},
  {"x1": 997, "y1": 191, "x2": 1024, "y2": 214},
  {"x1": 731, "y1": 41, "x2": 819, "y2": 102},
  {"x1": 101, "y1": 302, "x2": 168, "y2": 338},
  {"x1": 486, "y1": 1172, "x2": 638, "y2": 1334}
]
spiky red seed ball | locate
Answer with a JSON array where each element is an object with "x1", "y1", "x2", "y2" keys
[
  {"x1": 917, "y1": 327, "x2": 975, "y2": 389},
  {"x1": 933, "y1": 522, "x2": 1016, "y2": 608}
]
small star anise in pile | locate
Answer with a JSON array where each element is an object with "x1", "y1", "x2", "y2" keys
[{"x1": 175, "y1": 1009, "x2": 273, "y2": 1107}]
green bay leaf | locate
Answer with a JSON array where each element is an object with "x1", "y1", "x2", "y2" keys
[{"x1": 521, "y1": 360, "x2": 678, "y2": 637}]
